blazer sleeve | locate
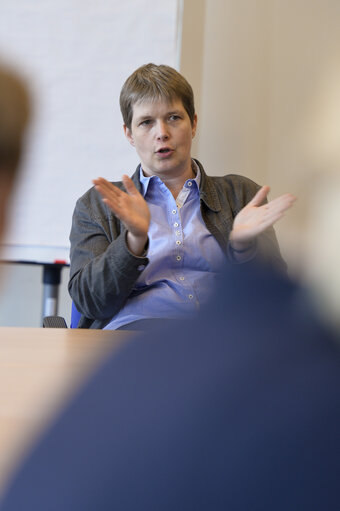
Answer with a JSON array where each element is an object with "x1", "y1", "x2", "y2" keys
[{"x1": 68, "y1": 188, "x2": 149, "y2": 323}]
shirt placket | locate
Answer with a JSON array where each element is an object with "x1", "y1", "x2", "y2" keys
[{"x1": 172, "y1": 182, "x2": 199, "y2": 307}]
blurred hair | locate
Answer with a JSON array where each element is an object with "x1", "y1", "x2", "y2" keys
[
  {"x1": 120, "y1": 63, "x2": 195, "y2": 130},
  {"x1": 0, "y1": 63, "x2": 30, "y2": 178}
]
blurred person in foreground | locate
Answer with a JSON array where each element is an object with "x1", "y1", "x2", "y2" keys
[
  {"x1": 0, "y1": 62, "x2": 30, "y2": 256},
  {"x1": 0, "y1": 261, "x2": 339, "y2": 509}
]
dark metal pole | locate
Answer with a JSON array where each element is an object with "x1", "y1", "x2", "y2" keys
[{"x1": 41, "y1": 264, "x2": 63, "y2": 324}]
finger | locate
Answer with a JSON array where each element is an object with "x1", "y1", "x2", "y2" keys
[
  {"x1": 122, "y1": 175, "x2": 139, "y2": 196},
  {"x1": 259, "y1": 198, "x2": 295, "y2": 227},
  {"x1": 94, "y1": 185, "x2": 120, "y2": 203},
  {"x1": 93, "y1": 176, "x2": 108, "y2": 185},
  {"x1": 259, "y1": 210, "x2": 286, "y2": 230},
  {"x1": 247, "y1": 185, "x2": 270, "y2": 207},
  {"x1": 264, "y1": 193, "x2": 296, "y2": 214},
  {"x1": 93, "y1": 177, "x2": 113, "y2": 190},
  {"x1": 93, "y1": 177, "x2": 117, "y2": 194},
  {"x1": 93, "y1": 178, "x2": 121, "y2": 200},
  {"x1": 268, "y1": 193, "x2": 296, "y2": 205},
  {"x1": 101, "y1": 198, "x2": 128, "y2": 220}
]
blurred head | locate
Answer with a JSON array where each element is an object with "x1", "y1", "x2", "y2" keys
[
  {"x1": 119, "y1": 63, "x2": 195, "y2": 130},
  {"x1": 0, "y1": 63, "x2": 30, "y2": 240}
]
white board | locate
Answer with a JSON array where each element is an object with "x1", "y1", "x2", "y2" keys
[{"x1": 0, "y1": 0, "x2": 180, "y2": 264}]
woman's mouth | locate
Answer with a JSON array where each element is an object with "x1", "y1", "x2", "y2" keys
[{"x1": 156, "y1": 147, "x2": 174, "y2": 158}]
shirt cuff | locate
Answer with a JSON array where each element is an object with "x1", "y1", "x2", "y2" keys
[{"x1": 124, "y1": 231, "x2": 149, "y2": 258}]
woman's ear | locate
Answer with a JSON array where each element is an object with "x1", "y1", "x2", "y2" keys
[
  {"x1": 192, "y1": 113, "x2": 198, "y2": 138},
  {"x1": 123, "y1": 125, "x2": 135, "y2": 146}
]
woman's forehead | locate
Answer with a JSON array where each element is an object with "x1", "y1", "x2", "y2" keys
[{"x1": 132, "y1": 97, "x2": 185, "y2": 118}]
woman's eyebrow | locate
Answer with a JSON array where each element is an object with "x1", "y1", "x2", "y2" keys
[{"x1": 135, "y1": 114, "x2": 152, "y2": 122}]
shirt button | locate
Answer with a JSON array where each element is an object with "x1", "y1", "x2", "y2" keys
[
  {"x1": 188, "y1": 294, "x2": 193, "y2": 299},
  {"x1": 174, "y1": 222, "x2": 179, "y2": 228},
  {"x1": 175, "y1": 230, "x2": 181, "y2": 236},
  {"x1": 179, "y1": 276, "x2": 185, "y2": 281},
  {"x1": 176, "y1": 255, "x2": 181, "y2": 261},
  {"x1": 137, "y1": 265, "x2": 145, "y2": 271},
  {"x1": 172, "y1": 209, "x2": 177, "y2": 215},
  {"x1": 187, "y1": 181, "x2": 192, "y2": 187},
  {"x1": 176, "y1": 240, "x2": 181, "y2": 245}
]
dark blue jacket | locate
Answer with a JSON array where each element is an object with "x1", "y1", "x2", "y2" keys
[{"x1": 1, "y1": 262, "x2": 340, "y2": 510}]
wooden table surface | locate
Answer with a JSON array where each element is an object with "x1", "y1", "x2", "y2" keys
[{"x1": 0, "y1": 327, "x2": 132, "y2": 495}]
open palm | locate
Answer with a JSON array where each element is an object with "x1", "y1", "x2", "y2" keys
[
  {"x1": 230, "y1": 186, "x2": 296, "y2": 246},
  {"x1": 93, "y1": 175, "x2": 150, "y2": 238}
]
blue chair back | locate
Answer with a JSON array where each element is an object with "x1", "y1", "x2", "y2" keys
[{"x1": 70, "y1": 302, "x2": 81, "y2": 328}]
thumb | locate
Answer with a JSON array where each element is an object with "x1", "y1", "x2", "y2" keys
[
  {"x1": 122, "y1": 174, "x2": 139, "y2": 196},
  {"x1": 247, "y1": 185, "x2": 270, "y2": 207}
]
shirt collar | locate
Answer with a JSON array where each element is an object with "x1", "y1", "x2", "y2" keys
[{"x1": 139, "y1": 160, "x2": 200, "y2": 197}]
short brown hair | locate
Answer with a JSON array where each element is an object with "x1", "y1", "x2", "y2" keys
[
  {"x1": 120, "y1": 63, "x2": 195, "y2": 130},
  {"x1": 0, "y1": 64, "x2": 30, "y2": 177}
]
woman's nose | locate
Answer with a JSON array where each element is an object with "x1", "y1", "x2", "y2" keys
[{"x1": 156, "y1": 121, "x2": 169, "y2": 140}]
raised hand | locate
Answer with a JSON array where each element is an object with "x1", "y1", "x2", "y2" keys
[
  {"x1": 93, "y1": 175, "x2": 150, "y2": 256},
  {"x1": 229, "y1": 186, "x2": 296, "y2": 250}
]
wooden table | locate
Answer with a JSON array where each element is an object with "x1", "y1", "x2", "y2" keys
[{"x1": 0, "y1": 327, "x2": 132, "y2": 495}]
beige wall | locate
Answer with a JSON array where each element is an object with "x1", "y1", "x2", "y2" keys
[
  {"x1": 181, "y1": 0, "x2": 340, "y2": 326},
  {"x1": 181, "y1": 0, "x2": 269, "y2": 181},
  {"x1": 266, "y1": 0, "x2": 340, "y2": 325}
]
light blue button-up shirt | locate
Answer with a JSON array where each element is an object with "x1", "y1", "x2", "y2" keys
[{"x1": 104, "y1": 162, "x2": 225, "y2": 329}]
